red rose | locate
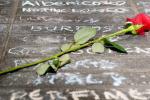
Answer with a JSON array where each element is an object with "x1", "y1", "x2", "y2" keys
[{"x1": 127, "y1": 13, "x2": 150, "y2": 35}]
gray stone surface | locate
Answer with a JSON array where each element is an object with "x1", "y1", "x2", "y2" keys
[{"x1": 1, "y1": 0, "x2": 150, "y2": 100}]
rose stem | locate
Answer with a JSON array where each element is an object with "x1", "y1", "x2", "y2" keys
[{"x1": 0, "y1": 27, "x2": 137, "y2": 75}]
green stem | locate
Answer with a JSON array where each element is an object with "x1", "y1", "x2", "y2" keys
[
  {"x1": 0, "y1": 28, "x2": 131, "y2": 75},
  {"x1": 103, "y1": 28, "x2": 129, "y2": 39}
]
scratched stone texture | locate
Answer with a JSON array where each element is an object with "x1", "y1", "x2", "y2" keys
[{"x1": 1, "y1": 0, "x2": 150, "y2": 100}]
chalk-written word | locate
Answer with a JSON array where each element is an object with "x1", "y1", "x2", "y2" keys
[
  {"x1": 64, "y1": 59, "x2": 118, "y2": 70},
  {"x1": 18, "y1": 16, "x2": 124, "y2": 24},
  {"x1": 22, "y1": 0, "x2": 126, "y2": 7},
  {"x1": 7, "y1": 69, "x2": 126, "y2": 87},
  {"x1": 10, "y1": 88, "x2": 150, "y2": 100},
  {"x1": 8, "y1": 46, "x2": 150, "y2": 57},
  {"x1": 8, "y1": 46, "x2": 40, "y2": 56},
  {"x1": 32, "y1": 73, "x2": 103, "y2": 85},
  {"x1": 30, "y1": 25, "x2": 123, "y2": 33},
  {"x1": 22, "y1": 7, "x2": 129, "y2": 14},
  {"x1": 18, "y1": 16, "x2": 101, "y2": 24}
]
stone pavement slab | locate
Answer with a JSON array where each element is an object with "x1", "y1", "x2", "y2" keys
[{"x1": 1, "y1": 0, "x2": 150, "y2": 100}]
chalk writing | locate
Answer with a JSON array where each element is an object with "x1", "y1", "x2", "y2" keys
[
  {"x1": 30, "y1": 25, "x2": 123, "y2": 33},
  {"x1": 104, "y1": 89, "x2": 129, "y2": 100},
  {"x1": 32, "y1": 73, "x2": 103, "y2": 85},
  {"x1": 18, "y1": 16, "x2": 101, "y2": 24},
  {"x1": 8, "y1": 47, "x2": 31, "y2": 56},
  {"x1": 70, "y1": 90, "x2": 91, "y2": 100},
  {"x1": 29, "y1": 89, "x2": 43, "y2": 100},
  {"x1": 9, "y1": 46, "x2": 150, "y2": 57},
  {"x1": 14, "y1": 59, "x2": 39, "y2": 66},
  {"x1": 18, "y1": 16, "x2": 73, "y2": 23},
  {"x1": 70, "y1": 90, "x2": 100, "y2": 100},
  {"x1": 129, "y1": 89, "x2": 149, "y2": 100},
  {"x1": 65, "y1": 59, "x2": 118, "y2": 70},
  {"x1": 111, "y1": 74, "x2": 126, "y2": 86},
  {"x1": 32, "y1": 76, "x2": 44, "y2": 85},
  {"x1": 5, "y1": 72, "x2": 124, "y2": 88},
  {"x1": 22, "y1": 7, "x2": 129, "y2": 14},
  {"x1": 2, "y1": 1, "x2": 150, "y2": 100},
  {"x1": 46, "y1": 91, "x2": 67, "y2": 100},
  {"x1": 11, "y1": 91, "x2": 28, "y2": 100},
  {"x1": 10, "y1": 88, "x2": 150, "y2": 100},
  {"x1": 22, "y1": 0, "x2": 126, "y2": 7}
]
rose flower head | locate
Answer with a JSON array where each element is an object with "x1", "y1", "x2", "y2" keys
[{"x1": 126, "y1": 13, "x2": 150, "y2": 35}]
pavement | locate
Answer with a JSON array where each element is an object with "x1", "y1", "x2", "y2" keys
[{"x1": 0, "y1": 0, "x2": 150, "y2": 100}]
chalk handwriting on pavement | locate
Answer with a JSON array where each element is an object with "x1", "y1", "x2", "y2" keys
[
  {"x1": 21, "y1": 0, "x2": 128, "y2": 14},
  {"x1": 10, "y1": 88, "x2": 150, "y2": 100},
  {"x1": 22, "y1": 0, "x2": 126, "y2": 7},
  {"x1": 8, "y1": 46, "x2": 150, "y2": 57}
]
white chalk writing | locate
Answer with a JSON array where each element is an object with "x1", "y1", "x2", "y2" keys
[
  {"x1": 104, "y1": 89, "x2": 129, "y2": 100},
  {"x1": 32, "y1": 73, "x2": 103, "y2": 85},
  {"x1": 65, "y1": 59, "x2": 118, "y2": 70},
  {"x1": 111, "y1": 74, "x2": 126, "y2": 87},
  {"x1": 46, "y1": 91, "x2": 67, "y2": 100},
  {"x1": 9, "y1": 46, "x2": 150, "y2": 58},
  {"x1": 10, "y1": 88, "x2": 150, "y2": 100},
  {"x1": 22, "y1": 0, "x2": 126, "y2": 7},
  {"x1": 29, "y1": 89, "x2": 43, "y2": 100},
  {"x1": 18, "y1": 16, "x2": 101, "y2": 24},
  {"x1": 22, "y1": 7, "x2": 129, "y2": 14}
]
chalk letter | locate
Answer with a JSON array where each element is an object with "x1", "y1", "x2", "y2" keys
[
  {"x1": 70, "y1": 90, "x2": 89, "y2": 100},
  {"x1": 22, "y1": 1, "x2": 35, "y2": 6},
  {"x1": 11, "y1": 91, "x2": 27, "y2": 100},
  {"x1": 129, "y1": 89, "x2": 147, "y2": 100},
  {"x1": 104, "y1": 89, "x2": 129, "y2": 100},
  {"x1": 29, "y1": 89, "x2": 43, "y2": 100}
]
